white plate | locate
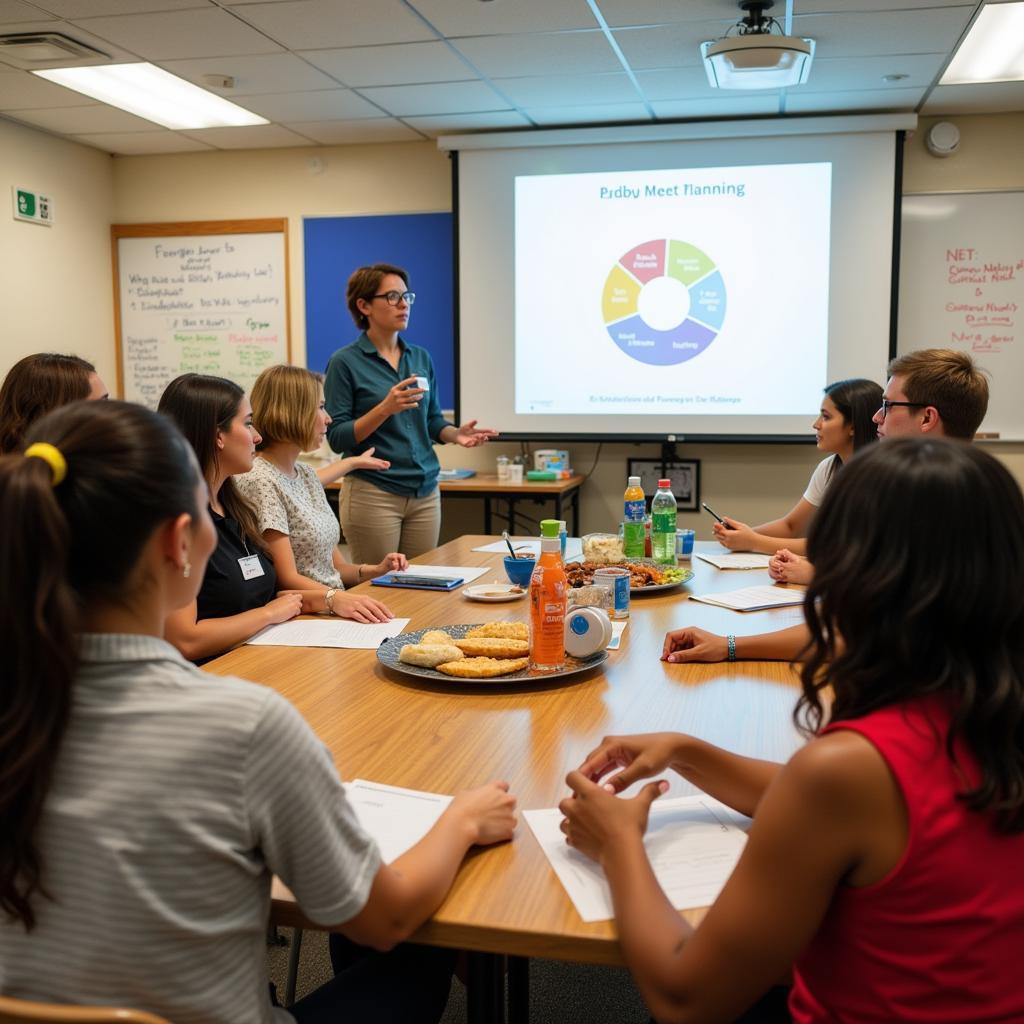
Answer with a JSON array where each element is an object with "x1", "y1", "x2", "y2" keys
[{"x1": 463, "y1": 583, "x2": 527, "y2": 602}]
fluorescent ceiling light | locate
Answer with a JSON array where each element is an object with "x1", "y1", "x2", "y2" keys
[
  {"x1": 941, "y1": 2, "x2": 1024, "y2": 85},
  {"x1": 701, "y1": 35, "x2": 815, "y2": 89},
  {"x1": 33, "y1": 63, "x2": 269, "y2": 130}
]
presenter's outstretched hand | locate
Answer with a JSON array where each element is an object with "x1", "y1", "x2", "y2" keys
[
  {"x1": 379, "y1": 376, "x2": 426, "y2": 417},
  {"x1": 330, "y1": 592, "x2": 394, "y2": 623},
  {"x1": 343, "y1": 446, "x2": 391, "y2": 473},
  {"x1": 577, "y1": 733, "x2": 683, "y2": 793},
  {"x1": 712, "y1": 516, "x2": 756, "y2": 551},
  {"x1": 769, "y1": 548, "x2": 813, "y2": 585},
  {"x1": 449, "y1": 781, "x2": 518, "y2": 846},
  {"x1": 661, "y1": 626, "x2": 728, "y2": 663},
  {"x1": 454, "y1": 420, "x2": 499, "y2": 447},
  {"x1": 559, "y1": 770, "x2": 667, "y2": 864}
]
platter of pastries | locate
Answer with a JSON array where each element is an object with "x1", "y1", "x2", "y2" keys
[
  {"x1": 564, "y1": 559, "x2": 695, "y2": 594},
  {"x1": 377, "y1": 621, "x2": 607, "y2": 684}
]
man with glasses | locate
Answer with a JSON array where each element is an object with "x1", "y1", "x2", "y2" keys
[{"x1": 662, "y1": 348, "x2": 990, "y2": 664}]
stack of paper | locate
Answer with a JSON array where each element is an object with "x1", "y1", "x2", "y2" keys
[
  {"x1": 345, "y1": 780, "x2": 451, "y2": 863},
  {"x1": 246, "y1": 618, "x2": 410, "y2": 649},
  {"x1": 472, "y1": 537, "x2": 584, "y2": 561},
  {"x1": 688, "y1": 585, "x2": 805, "y2": 612},
  {"x1": 525, "y1": 795, "x2": 748, "y2": 922},
  {"x1": 695, "y1": 552, "x2": 772, "y2": 570}
]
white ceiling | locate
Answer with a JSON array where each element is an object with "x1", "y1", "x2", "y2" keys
[{"x1": 0, "y1": 0, "x2": 1020, "y2": 154}]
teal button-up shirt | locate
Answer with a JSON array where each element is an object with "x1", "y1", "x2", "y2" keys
[{"x1": 324, "y1": 333, "x2": 451, "y2": 498}]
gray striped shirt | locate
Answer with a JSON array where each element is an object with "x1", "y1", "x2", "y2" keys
[{"x1": 0, "y1": 634, "x2": 381, "y2": 1024}]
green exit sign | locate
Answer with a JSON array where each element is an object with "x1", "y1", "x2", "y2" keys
[{"x1": 12, "y1": 186, "x2": 53, "y2": 226}]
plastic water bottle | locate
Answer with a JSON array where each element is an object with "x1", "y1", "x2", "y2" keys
[
  {"x1": 651, "y1": 479, "x2": 678, "y2": 565},
  {"x1": 622, "y1": 475, "x2": 646, "y2": 559}
]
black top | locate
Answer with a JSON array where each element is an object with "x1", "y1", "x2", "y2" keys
[{"x1": 197, "y1": 507, "x2": 277, "y2": 622}]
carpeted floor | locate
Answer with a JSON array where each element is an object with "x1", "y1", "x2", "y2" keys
[{"x1": 267, "y1": 927, "x2": 651, "y2": 1022}]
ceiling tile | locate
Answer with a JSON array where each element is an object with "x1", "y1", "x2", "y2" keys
[
  {"x1": 75, "y1": 9, "x2": 283, "y2": 60},
  {"x1": 0, "y1": 0, "x2": 59, "y2": 23},
  {"x1": 800, "y1": 52, "x2": 947, "y2": 92},
  {"x1": 180, "y1": 122, "x2": 315, "y2": 148},
  {"x1": 228, "y1": 0, "x2": 434, "y2": 49},
  {"x1": 37, "y1": 0, "x2": 205, "y2": 15},
  {"x1": 790, "y1": 8, "x2": 975, "y2": 59},
  {"x1": 783, "y1": 86, "x2": 924, "y2": 114},
  {"x1": 402, "y1": 110, "x2": 532, "y2": 136},
  {"x1": 613, "y1": 24, "x2": 711, "y2": 71},
  {"x1": 0, "y1": 19, "x2": 136, "y2": 63},
  {"x1": 282, "y1": 117, "x2": 423, "y2": 143},
  {"x1": 636, "y1": 66, "x2": 726, "y2": 101},
  {"x1": 158, "y1": 53, "x2": 340, "y2": 95},
  {"x1": 299, "y1": 41, "x2": 474, "y2": 87},
  {"x1": 595, "y1": 1, "x2": 736, "y2": 29},
  {"x1": 0, "y1": 67, "x2": 96, "y2": 107},
  {"x1": 452, "y1": 31, "x2": 620, "y2": 79},
  {"x1": 492, "y1": 72, "x2": 640, "y2": 108},
  {"x1": 241, "y1": 88, "x2": 382, "y2": 120},
  {"x1": 796, "y1": 1, "x2": 975, "y2": 12},
  {"x1": 923, "y1": 81, "x2": 1024, "y2": 115},
  {"x1": 405, "y1": 0, "x2": 597, "y2": 37},
  {"x1": 523, "y1": 102, "x2": 652, "y2": 126},
  {"x1": 651, "y1": 95, "x2": 781, "y2": 119},
  {"x1": 70, "y1": 129, "x2": 215, "y2": 154},
  {"x1": 10, "y1": 102, "x2": 157, "y2": 132},
  {"x1": 358, "y1": 79, "x2": 509, "y2": 117}
]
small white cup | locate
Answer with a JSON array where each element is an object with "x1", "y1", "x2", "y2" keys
[{"x1": 508, "y1": 464, "x2": 524, "y2": 484}]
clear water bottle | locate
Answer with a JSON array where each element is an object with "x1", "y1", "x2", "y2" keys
[{"x1": 651, "y1": 479, "x2": 678, "y2": 565}]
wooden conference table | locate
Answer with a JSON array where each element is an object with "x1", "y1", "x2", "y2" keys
[{"x1": 206, "y1": 538, "x2": 806, "y2": 1019}]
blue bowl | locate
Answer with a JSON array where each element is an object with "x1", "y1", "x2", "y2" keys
[{"x1": 504, "y1": 555, "x2": 536, "y2": 587}]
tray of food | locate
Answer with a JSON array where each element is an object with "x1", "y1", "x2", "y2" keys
[
  {"x1": 564, "y1": 559, "x2": 694, "y2": 594},
  {"x1": 377, "y1": 622, "x2": 607, "y2": 684}
]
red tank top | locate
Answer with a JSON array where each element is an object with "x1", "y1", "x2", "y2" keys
[{"x1": 789, "y1": 696, "x2": 1024, "y2": 1023}]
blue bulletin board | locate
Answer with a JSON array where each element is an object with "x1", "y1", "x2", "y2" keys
[{"x1": 303, "y1": 212, "x2": 455, "y2": 410}]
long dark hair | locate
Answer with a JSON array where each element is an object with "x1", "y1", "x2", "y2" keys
[
  {"x1": 822, "y1": 377, "x2": 883, "y2": 481},
  {"x1": 158, "y1": 374, "x2": 265, "y2": 551},
  {"x1": 0, "y1": 353, "x2": 96, "y2": 455},
  {"x1": 799, "y1": 439, "x2": 1024, "y2": 832},
  {"x1": 0, "y1": 401, "x2": 199, "y2": 930}
]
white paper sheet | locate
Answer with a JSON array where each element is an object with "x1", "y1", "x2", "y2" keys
[
  {"x1": 695, "y1": 553, "x2": 772, "y2": 570},
  {"x1": 607, "y1": 619, "x2": 628, "y2": 651},
  {"x1": 688, "y1": 585, "x2": 805, "y2": 611},
  {"x1": 403, "y1": 564, "x2": 489, "y2": 585},
  {"x1": 472, "y1": 538, "x2": 584, "y2": 561},
  {"x1": 344, "y1": 780, "x2": 451, "y2": 864},
  {"x1": 245, "y1": 617, "x2": 410, "y2": 649},
  {"x1": 525, "y1": 795, "x2": 748, "y2": 922}
]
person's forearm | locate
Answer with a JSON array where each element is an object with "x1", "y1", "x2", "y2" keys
[
  {"x1": 338, "y1": 561, "x2": 368, "y2": 588},
  {"x1": 602, "y1": 836, "x2": 697, "y2": 1023},
  {"x1": 438, "y1": 425, "x2": 457, "y2": 444},
  {"x1": 353, "y1": 405, "x2": 390, "y2": 444},
  {"x1": 671, "y1": 735, "x2": 783, "y2": 818},
  {"x1": 168, "y1": 606, "x2": 279, "y2": 661},
  {"x1": 316, "y1": 458, "x2": 363, "y2": 485},
  {"x1": 735, "y1": 623, "x2": 810, "y2": 663}
]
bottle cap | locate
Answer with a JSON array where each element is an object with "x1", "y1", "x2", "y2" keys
[
  {"x1": 627, "y1": 476, "x2": 641, "y2": 486},
  {"x1": 658, "y1": 479, "x2": 671, "y2": 488},
  {"x1": 540, "y1": 519, "x2": 560, "y2": 538}
]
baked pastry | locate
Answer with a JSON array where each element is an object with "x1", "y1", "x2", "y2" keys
[
  {"x1": 436, "y1": 657, "x2": 530, "y2": 679},
  {"x1": 453, "y1": 637, "x2": 530, "y2": 658},
  {"x1": 421, "y1": 629, "x2": 454, "y2": 645},
  {"x1": 399, "y1": 643, "x2": 465, "y2": 668},
  {"x1": 464, "y1": 622, "x2": 529, "y2": 641}
]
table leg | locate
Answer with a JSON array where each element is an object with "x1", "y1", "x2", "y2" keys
[
  {"x1": 467, "y1": 952, "x2": 506, "y2": 1024},
  {"x1": 554, "y1": 494, "x2": 563, "y2": 531},
  {"x1": 508, "y1": 956, "x2": 529, "y2": 1024},
  {"x1": 571, "y1": 485, "x2": 580, "y2": 536},
  {"x1": 507, "y1": 497, "x2": 517, "y2": 534},
  {"x1": 484, "y1": 497, "x2": 492, "y2": 535}
]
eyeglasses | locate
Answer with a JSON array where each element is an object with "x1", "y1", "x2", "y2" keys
[
  {"x1": 877, "y1": 399, "x2": 930, "y2": 417},
  {"x1": 371, "y1": 290, "x2": 416, "y2": 306}
]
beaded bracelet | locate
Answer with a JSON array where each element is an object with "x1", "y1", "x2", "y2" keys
[{"x1": 727, "y1": 634, "x2": 737, "y2": 662}]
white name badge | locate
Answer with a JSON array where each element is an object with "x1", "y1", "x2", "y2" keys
[{"x1": 238, "y1": 555, "x2": 265, "y2": 580}]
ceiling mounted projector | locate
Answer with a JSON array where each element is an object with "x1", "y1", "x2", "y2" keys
[{"x1": 701, "y1": 1, "x2": 815, "y2": 89}]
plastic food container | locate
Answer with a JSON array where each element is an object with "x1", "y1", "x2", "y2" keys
[
  {"x1": 567, "y1": 584, "x2": 612, "y2": 612},
  {"x1": 581, "y1": 532, "x2": 625, "y2": 564},
  {"x1": 564, "y1": 606, "x2": 613, "y2": 657}
]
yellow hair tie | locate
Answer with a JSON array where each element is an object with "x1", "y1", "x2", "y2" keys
[{"x1": 24, "y1": 442, "x2": 67, "y2": 486}]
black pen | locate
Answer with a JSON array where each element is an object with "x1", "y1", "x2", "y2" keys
[{"x1": 702, "y1": 502, "x2": 726, "y2": 524}]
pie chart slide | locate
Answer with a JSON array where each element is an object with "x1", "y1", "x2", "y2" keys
[{"x1": 602, "y1": 239, "x2": 726, "y2": 366}]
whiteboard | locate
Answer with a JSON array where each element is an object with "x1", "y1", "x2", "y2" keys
[
  {"x1": 113, "y1": 220, "x2": 290, "y2": 408},
  {"x1": 898, "y1": 192, "x2": 1024, "y2": 440}
]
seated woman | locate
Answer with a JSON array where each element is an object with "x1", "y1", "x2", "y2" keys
[
  {"x1": 159, "y1": 374, "x2": 394, "y2": 662},
  {"x1": 562, "y1": 438, "x2": 1024, "y2": 1023},
  {"x1": 0, "y1": 351, "x2": 107, "y2": 454},
  {"x1": 0, "y1": 400, "x2": 517, "y2": 1023},
  {"x1": 234, "y1": 364, "x2": 406, "y2": 624},
  {"x1": 713, "y1": 378, "x2": 882, "y2": 556}
]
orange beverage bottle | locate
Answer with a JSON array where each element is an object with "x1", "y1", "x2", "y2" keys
[{"x1": 529, "y1": 519, "x2": 567, "y2": 672}]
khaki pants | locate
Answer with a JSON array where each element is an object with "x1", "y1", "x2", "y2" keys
[{"x1": 339, "y1": 475, "x2": 442, "y2": 563}]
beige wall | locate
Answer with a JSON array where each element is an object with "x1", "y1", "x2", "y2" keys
[
  {"x1": 3, "y1": 113, "x2": 1021, "y2": 539},
  {"x1": 0, "y1": 118, "x2": 116, "y2": 388}
]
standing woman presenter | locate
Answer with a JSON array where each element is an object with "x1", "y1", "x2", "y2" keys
[{"x1": 324, "y1": 263, "x2": 498, "y2": 562}]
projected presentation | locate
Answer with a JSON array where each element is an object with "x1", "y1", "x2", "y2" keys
[{"x1": 514, "y1": 162, "x2": 832, "y2": 418}]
